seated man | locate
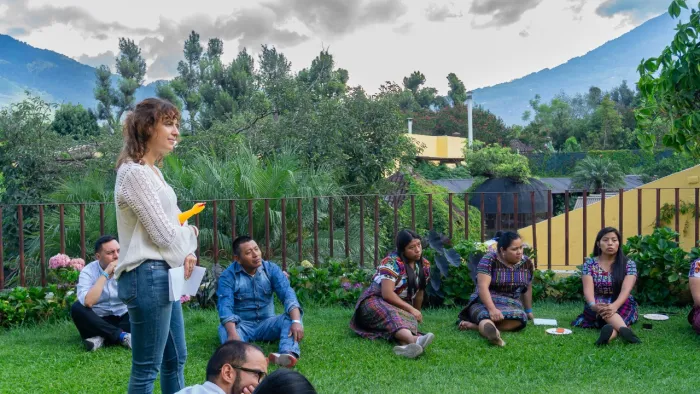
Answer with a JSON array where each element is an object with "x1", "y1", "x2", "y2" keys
[
  {"x1": 690, "y1": 258, "x2": 700, "y2": 334},
  {"x1": 176, "y1": 340, "x2": 268, "y2": 394},
  {"x1": 70, "y1": 235, "x2": 131, "y2": 351},
  {"x1": 217, "y1": 236, "x2": 304, "y2": 368}
]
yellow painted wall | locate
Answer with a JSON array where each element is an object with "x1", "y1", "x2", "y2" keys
[
  {"x1": 518, "y1": 165, "x2": 700, "y2": 271},
  {"x1": 410, "y1": 134, "x2": 466, "y2": 161}
]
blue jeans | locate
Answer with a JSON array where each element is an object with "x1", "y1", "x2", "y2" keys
[
  {"x1": 118, "y1": 260, "x2": 187, "y2": 394},
  {"x1": 217, "y1": 314, "x2": 300, "y2": 357}
]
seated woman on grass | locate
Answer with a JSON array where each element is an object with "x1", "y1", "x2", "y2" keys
[
  {"x1": 571, "y1": 227, "x2": 641, "y2": 345},
  {"x1": 349, "y1": 229, "x2": 435, "y2": 359},
  {"x1": 689, "y1": 257, "x2": 700, "y2": 334},
  {"x1": 457, "y1": 231, "x2": 534, "y2": 347}
]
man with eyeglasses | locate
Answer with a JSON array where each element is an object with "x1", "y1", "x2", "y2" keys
[{"x1": 176, "y1": 340, "x2": 269, "y2": 394}]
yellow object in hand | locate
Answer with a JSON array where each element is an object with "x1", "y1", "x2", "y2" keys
[{"x1": 178, "y1": 203, "x2": 206, "y2": 225}]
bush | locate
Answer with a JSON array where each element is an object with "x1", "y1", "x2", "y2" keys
[
  {"x1": 623, "y1": 227, "x2": 697, "y2": 305},
  {"x1": 0, "y1": 285, "x2": 77, "y2": 329},
  {"x1": 287, "y1": 259, "x2": 373, "y2": 307},
  {"x1": 465, "y1": 144, "x2": 531, "y2": 182}
]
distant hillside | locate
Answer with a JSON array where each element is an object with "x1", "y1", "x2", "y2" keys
[
  {"x1": 0, "y1": 34, "x2": 156, "y2": 108},
  {"x1": 473, "y1": 12, "x2": 679, "y2": 125}
]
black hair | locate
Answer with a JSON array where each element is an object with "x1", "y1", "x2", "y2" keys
[
  {"x1": 206, "y1": 340, "x2": 264, "y2": 382},
  {"x1": 395, "y1": 229, "x2": 426, "y2": 300},
  {"x1": 232, "y1": 235, "x2": 255, "y2": 257},
  {"x1": 496, "y1": 231, "x2": 521, "y2": 254},
  {"x1": 492, "y1": 231, "x2": 503, "y2": 241},
  {"x1": 252, "y1": 369, "x2": 317, "y2": 394},
  {"x1": 94, "y1": 235, "x2": 117, "y2": 253},
  {"x1": 593, "y1": 227, "x2": 627, "y2": 300}
]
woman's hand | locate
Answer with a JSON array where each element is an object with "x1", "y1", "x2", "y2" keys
[
  {"x1": 591, "y1": 303, "x2": 606, "y2": 314},
  {"x1": 527, "y1": 312, "x2": 535, "y2": 321},
  {"x1": 488, "y1": 308, "x2": 504, "y2": 322},
  {"x1": 600, "y1": 304, "x2": 618, "y2": 319},
  {"x1": 184, "y1": 254, "x2": 197, "y2": 279},
  {"x1": 410, "y1": 307, "x2": 423, "y2": 323}
]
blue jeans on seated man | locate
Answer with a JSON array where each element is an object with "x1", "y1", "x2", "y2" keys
[
  {"x1": 118, "y1": 260, "x2": 187, "y2": 394},
  {"x1": 217, "y1": 314, "x2": 300, "y2": 357}
]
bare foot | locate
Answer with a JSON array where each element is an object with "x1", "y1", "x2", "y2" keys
[{"x1": 458, "y1": 320, "x2": 478, "y2": 331}]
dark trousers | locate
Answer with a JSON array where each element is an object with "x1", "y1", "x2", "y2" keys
[{"x1": 70, "y1": 301, "x2": 130, "y2": 344}]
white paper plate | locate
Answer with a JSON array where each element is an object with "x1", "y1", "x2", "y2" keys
[
  {"x1": 546, "y1": 328, "x2": 572, "y2": 335},
  {"x1": 643, "y1": 314, "x2": 669, "y2": 321}
]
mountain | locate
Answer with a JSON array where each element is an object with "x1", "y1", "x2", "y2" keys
[
  {"x1": 0, "y1": 12, "x2": 682, "y2": 122},
  {"x1": 0, "y1": 34, "x2": 156, "y2": 108},
  {"x1": 473, "y1": 12, "x2": 679, "y2": 125}
]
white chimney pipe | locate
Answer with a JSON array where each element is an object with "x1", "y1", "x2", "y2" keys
[
  {"x1": 407, "y1": 117, "x2": 413, "y2": 134},
  {"x1": 466, "y1": 91, "x2": 473, "y2": 147}
]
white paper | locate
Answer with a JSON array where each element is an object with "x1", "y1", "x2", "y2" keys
[
  {"x1": 168, "y1": 266, "x2": 207, "y2": 301},
  {"x1": 533, "y1": 318, "x2": 558, "y2": 326}
]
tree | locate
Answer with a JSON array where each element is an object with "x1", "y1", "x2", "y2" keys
[
  {"x1": 561, "y1": 136, "x2": 581, "y2": 152},
  {"x1": 154, "y1": 82, "x2": 183, "y2": 111},
  {"x1": 114, "y1": 38, "x2": 147, "y2": 123},
  {"x1": 588, "y1": 95, "x2": 627, "y2": 149},
  {"x1": 257, "y1": 44, "x2": 293, "y2": 119},
  {"x1": 51, "y1": 104, "x2": 100, "y2": 139},
  {"x1": 93, "y1": 65, "x2": 118, "y2": 132},
  {"x1": 571, "y1": 156, "x2": 625, "y2": 193},
  {"x1": 447, "y1": 73, "x2": 467, "y2": 106},
  {"x1": 165, "y1": 31, "x2": 204, "y2": 134},
  {"x1": 403, "y1": 71, "x2": 426, "y2": 94},
  {"x1": 464, "y1": 144, "x2": 532, "y2": 183},
  {"x1": 636, "y1": 0, "x2": 700, "y2": 157}
]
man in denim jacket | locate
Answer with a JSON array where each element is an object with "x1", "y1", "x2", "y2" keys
[{"x1": 217, "y1": 235, "x2": 304, "y2": 368}]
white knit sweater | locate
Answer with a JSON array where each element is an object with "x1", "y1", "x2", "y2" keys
[{"x1": 114, "y1": 161, "x2": 197, "y2": 279}]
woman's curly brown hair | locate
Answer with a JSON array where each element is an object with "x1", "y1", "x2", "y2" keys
[{"x1": 116, "y1": 98, "x2": 181, "y2": 168}]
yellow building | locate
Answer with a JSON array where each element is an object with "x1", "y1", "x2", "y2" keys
[
  {"x1": 518, "y1": 165, "x2": 700, "y2": 272},
  {"x1": 410, "y1": 134, "x2": 466, "y2": 165}
]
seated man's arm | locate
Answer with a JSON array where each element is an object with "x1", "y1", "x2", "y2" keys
[
  {"x1": 217, "y1": 270, "x2": 241, "y2": 340},
  {"x1": 268, "y1": 262, "x2": 302, "y2": 319},
  {"x1": 77, "y1": 266, "x2": 100, "y2": 308}
]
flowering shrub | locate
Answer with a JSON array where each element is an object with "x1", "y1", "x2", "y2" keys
[
  {"x1": 48, "y1": 254, "x2": 84, "y2": 286},
  {"x1": 288, "y1": 259, "x2": 373, "y2": 307},
  {"x1": 0, "y1": 285, "x2": 77, "y2": 329},
  {"x1": 180, "y1": 295, "x2": 191, "y2": 304}
]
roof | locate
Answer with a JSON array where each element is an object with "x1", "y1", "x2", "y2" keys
[{"x1": 430, "y1": 175, "x2": 645, "y2": 194}]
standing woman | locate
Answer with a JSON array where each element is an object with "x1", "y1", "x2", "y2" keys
[
  {"x1": 114, "y1": 98, "x2": 199, "y2": 393},
  {"x1": 456, "y1": 231, "x2": 534, "y2": 347},
  {"x1": 687, "y1": 257, "x2": 700, "y2": 334},
  {"x1": 349, "y1": 229, "x2": 435, "y2": 358},
  {"x1": 571, "y1": 227, "x2": 640, "y2": 345}
]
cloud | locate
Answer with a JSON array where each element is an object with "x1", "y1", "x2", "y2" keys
[
  {"x1": 6, "y1": 27, "x2": 29, "y2": 36},
  {"x1": 75, "y1": 51, "x2": 115, "y2": 70},
  {"x1": 92, "y1": 33, "x2": 109, "y2": 40},
  {"x1": 469, "y1": 0, "x2": 543, "y2": 28},
  {"x1": 425, "y1": 3, "x2": 463, "y2": 22},
  {"x1": 393, "y1": 22, "x2": 413, "y2": 34},
  {"x1": 519, "y1": 29, "x2": 530, "y2": 38},
  {"x1": 0, "y1": 0, "x2": 151, "y2": 37},
  {"x1": 266, "y1": 0, "x2": 408, "y2": 36},
  {"x1": 595, "y1": 0, "x2": 669, "y2": 23}
]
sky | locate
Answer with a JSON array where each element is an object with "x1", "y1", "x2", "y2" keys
[{"x1": 0, "y1": 0, "x2": 671, "y2": 94}]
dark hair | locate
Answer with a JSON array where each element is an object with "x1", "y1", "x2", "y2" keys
[
  {"x1": 593, "y1": 227, "x2": 627, "y2": 300},
  {"x1": 94, "y1": 235, "x2": 117, "y2": 253},
  {"x1": 253, "y1": 369, "x2": 317, "y2": 394},
  {"x1": 116, "y1": 97, "x2": 181, "y2": 168},
  {"x1": 395, "y1": 229, "x2": 426, "y2": 300},
  {"x1": 206, "y1": 340, "x2": 264, "y2": 382},
  {"x1": 492, "y1": 231, "x2": 503, "y2": 241},
  {"x1": 232, "y1": 235, "x2": 255, "y2": 257},
  {"x1": 496, "y1": 231, "x2": 521, "y2": 253}
]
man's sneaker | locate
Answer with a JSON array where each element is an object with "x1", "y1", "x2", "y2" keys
[
  {"x1": 121, "y1": 333, "x2": 132, "y2": 350},
  {"x1": 416, "y1": 333, "x2": 435, "y2": 350},
  {"x1": 393, "y1": 343, "x2": 423, "y2": 359},
  {"x1": 268, "y1": 353, "x2": 298, "y2": 368},
  {"x1": 83, "y1": 336, "x2": 104, "y2": 351}
]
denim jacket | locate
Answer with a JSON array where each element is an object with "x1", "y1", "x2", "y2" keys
[{"x1": 217, "y1": 260, "x2": 302, "y2": 326}]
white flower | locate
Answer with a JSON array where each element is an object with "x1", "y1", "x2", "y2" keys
[{"x1": 45, "y1": 292, "x2": 55, "y2": 300}]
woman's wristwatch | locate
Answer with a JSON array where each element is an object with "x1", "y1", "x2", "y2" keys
[{"x1": 291, "y1": 319, "x2": 303, "y2": 326}]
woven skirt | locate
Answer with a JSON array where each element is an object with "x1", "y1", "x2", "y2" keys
[
  {"x1": 349, "y1": 283, "x2": 418, "y2": 341},
  {"x1": 458, "y1": 292, "x2": 527, "y2": 330},
  {"x1": 689, "y1": 306, "x2": 700, "y2": 335},
  {"x1": 571, "y1": 296, "x2": 638, "y2": 328}
]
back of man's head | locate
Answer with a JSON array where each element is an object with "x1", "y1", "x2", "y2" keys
[{"x1": 206, "y1": 340, "x2": 263, "y2": 382}]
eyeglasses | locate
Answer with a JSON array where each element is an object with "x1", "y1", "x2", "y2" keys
[{"x1": 227, "y1": 364, "x2": 267, "y2": 383}]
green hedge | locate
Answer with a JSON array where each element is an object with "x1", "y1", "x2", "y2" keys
[{"x1": 528, "y1": 150, "x2": 673, "y2": 176}]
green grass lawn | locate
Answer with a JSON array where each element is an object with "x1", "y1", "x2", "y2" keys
[{"x1": 1, "y1": 303, "x2": 698, "y2": 393}]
